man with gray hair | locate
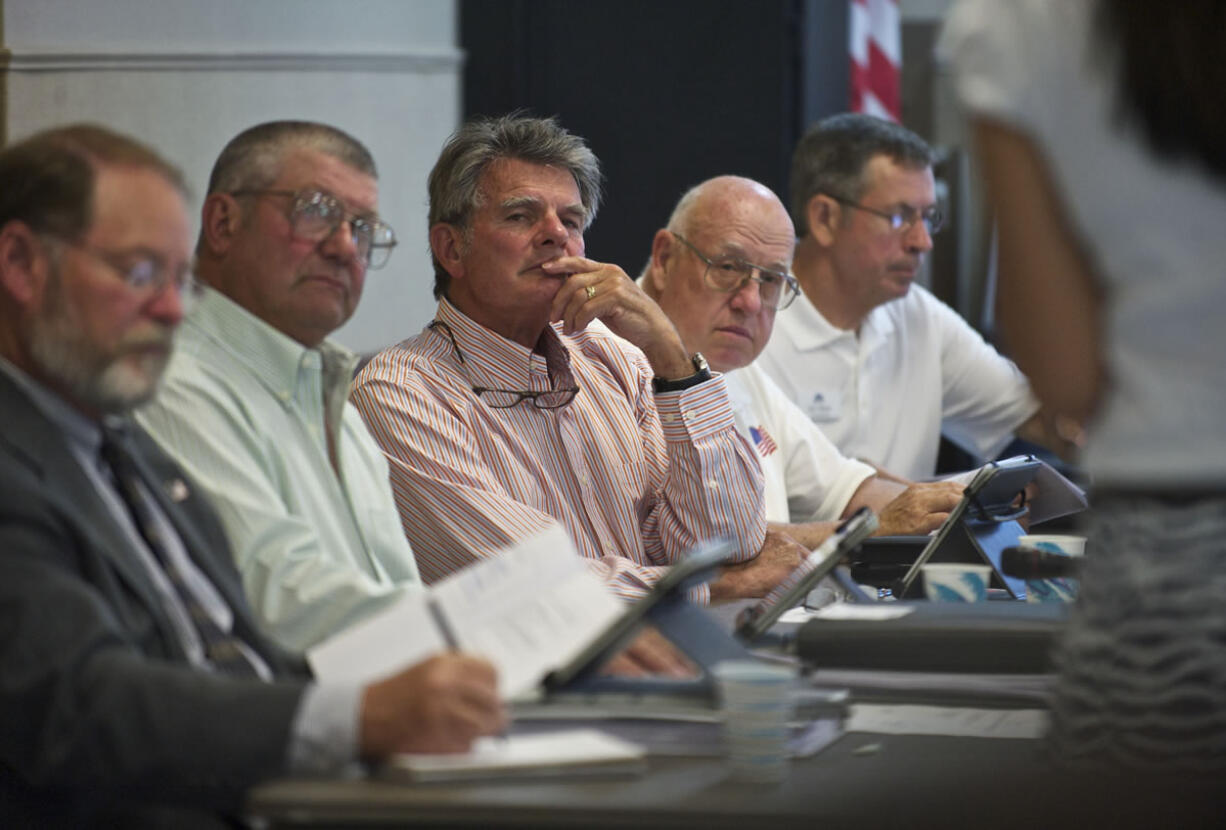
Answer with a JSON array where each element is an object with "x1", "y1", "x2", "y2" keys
[
  {"x1": 353, "y1": 114, "x2": 804, "y2": 604},
  {"x1": 758, "y1": 113, "x2": 1044, "y2": 480},
  {"x1": 0, "y1": 123, "x2": 503, "y2": 827},
  {"x1": 138, "y1": 120, "x2": 420, "y2": 650}
]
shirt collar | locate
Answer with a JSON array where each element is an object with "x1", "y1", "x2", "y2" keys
[
  {"x1": 777, "y1": 289, "x2": 898, "y2": 352},
  {"x1": 776, "y1": 290, "x2": 849, "y2": 351},
  {"x1": 435, "y1": 297, "x2": 574, "y2": 391},
  {"x1": 0, "y1": 354, "x2": 109, "y2": 459},
  {"x1": 185, "y1": 286, "x2": 358, "y2": 402}
]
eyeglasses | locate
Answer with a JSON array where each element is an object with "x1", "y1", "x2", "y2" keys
[
  {"x1": 229, "y1": 189, "x2": 398, "y2": 269},
  {"x1": 822, "y1": 193, "x2": 945, "y2": 235},
  {"x1": 429, "y1": 320, "x2": 580, "y2": 410},
  {"x1": 45, "y1": 235, "x2": 202, "y2": 311},
  {"x1": 670, "y1": 233, "x2": 800, "y2": 311}
]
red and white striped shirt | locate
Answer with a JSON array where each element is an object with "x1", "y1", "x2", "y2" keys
[{"x1": 351, "y1": 299, "x2": 766, "y2": 603}]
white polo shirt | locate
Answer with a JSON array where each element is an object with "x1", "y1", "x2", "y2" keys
[
  {"x1": 757, "y1": 284, "x2": 1038, "y2": 480},
  {"x1": 724, "y1": 362, "x2": 875, "y2": 524}
]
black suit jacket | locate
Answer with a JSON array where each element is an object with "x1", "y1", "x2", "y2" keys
[{"x1": 0, "y1": 369, "x2": 312, "y2": 826}]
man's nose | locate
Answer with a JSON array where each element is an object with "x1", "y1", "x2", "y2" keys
[
  {"x1": 904, "y1": 220, "x2": 934, "y2": 254},
  {"x1": 537, "y1": 212, "x2": 569, "y2": 246},
  {"x1": 728, "y1": 272, "x2": 765, "y2": 313},
  {"x1": 145, "y1": 278, "x2": 187, "y2": 327},
  {"x1": 319, "y1": 219, "x2": 363, "y2": 264}
]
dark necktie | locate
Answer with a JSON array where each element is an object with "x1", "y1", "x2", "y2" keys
[{"x1": 100, "y1": 429, "x2": 261, "y2": 678}]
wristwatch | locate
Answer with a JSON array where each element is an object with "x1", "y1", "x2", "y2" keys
[{"x1": 652, "y1": 353, "x2": 712, "y2": 394}]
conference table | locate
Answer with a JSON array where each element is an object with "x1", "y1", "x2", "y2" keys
[
  {"x1": 247, "y1": 726, "x2": 1221, "y2": 829},
  {"x1": 248, "y1": 600, "x2": 1222, "y2": 829}
]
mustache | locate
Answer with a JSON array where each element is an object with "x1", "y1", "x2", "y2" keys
[{"x1": 116, "y1": 325, "x2": 175, "y2": 352}]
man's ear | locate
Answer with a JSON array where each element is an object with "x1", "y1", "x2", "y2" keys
[
  {"x1": 199, "y1": 193, "x2": 243, "y2": 256},
  {"x1": 429, "y1": 223, "x2": 465, "y2": 282},
  {"x1": 0, "y1": 221, "x2": 49, "y2": 308},
  {"x1": 806, "y1": 194, "x2": 841, "y2": 248},
  {"x1": 643, "y1": 228, "x2": 675, "y2": 298}
]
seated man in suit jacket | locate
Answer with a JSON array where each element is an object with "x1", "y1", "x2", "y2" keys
[{"x1": 0, "y1": 125, "x2": 505, "y2": 828}]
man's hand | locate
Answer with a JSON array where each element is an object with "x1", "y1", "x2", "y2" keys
[
  {"x1": 358, "y1": 653, "x2": 506, "y2": 758},
  {"x1": 709, "y1": 530, "x2": 808, "y2": 601},
  {"x1": 874, "y1": 481, "x2": 965, "y2": 536},
  {"x1": 542, "y1": 256, "x2": 693, "y2": 379},
  {"x1": 600, "y1": 625, "x2": 698, "y2": 678}
]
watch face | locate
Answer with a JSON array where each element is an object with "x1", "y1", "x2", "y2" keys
[{"x1": 692, "y1": 353, "x2": 710, "y2": 373}]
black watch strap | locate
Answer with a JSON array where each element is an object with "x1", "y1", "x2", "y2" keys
[{"x1": 652, "y1": 353, "x2": 713, "y2": 394}]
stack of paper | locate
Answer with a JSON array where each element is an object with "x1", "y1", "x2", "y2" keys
[{"x1": 383, "y1": 729, "x2": 647, "y2": 783}]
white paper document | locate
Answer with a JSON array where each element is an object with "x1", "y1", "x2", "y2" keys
[
  {"x1": 308, "y1": 525, "x2": 624, "y2": 698},
  {"x1": 846, "y1": 703, "x2": 1048, "y2": 739},
  {"x1": 384, "y1": 728, "x2": 646, "y2": 783}
]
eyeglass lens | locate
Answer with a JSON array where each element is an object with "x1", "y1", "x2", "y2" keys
[
  {"x1": 291, "y1": 193, "x2": 396, "y2": 268},
  {"x1": 704, "y1": 262, "x2": 792, "y2": 308}
]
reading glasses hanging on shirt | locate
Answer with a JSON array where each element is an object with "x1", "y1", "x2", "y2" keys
[
  {"x1": 229, "y1": 189, "x2": 398, "y2": 269},
  {"x1": 429, "y1": 320, "x2": 580, "y2": 410},
  {"x1": 821, "y1": 193, "x2": 945, "y2": 236}
]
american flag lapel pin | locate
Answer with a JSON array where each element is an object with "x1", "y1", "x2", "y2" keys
[{"x1": 749, "y1": 426, "x2": 778, "y2": 457}]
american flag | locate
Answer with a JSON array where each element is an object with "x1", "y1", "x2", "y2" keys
[
  {"x1": 749, "y1": 426, "x2": 778, "y2": 457},
  {"x1": 849, "y1": 0, "x2": 902, "y2": 122}
]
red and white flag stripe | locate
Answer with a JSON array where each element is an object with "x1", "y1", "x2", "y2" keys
[{"x1": 849, "y1": 0, "x2": 901, "y2": 123}]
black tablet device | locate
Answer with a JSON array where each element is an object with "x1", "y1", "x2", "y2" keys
[
  {"x1": 541, "y1": 540, "x2": 734, "y2": 690},
  {"x1": 734, "y1": 507, "x2": 879, "y2": 642},
  {"x1": 895, "y1": 455, "x2": 1042, "y2": 599}
]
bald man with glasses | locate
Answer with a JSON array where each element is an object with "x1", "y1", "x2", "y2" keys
[{"x1": 758, "y1": 113, "x2": 1048, "y2": 481}]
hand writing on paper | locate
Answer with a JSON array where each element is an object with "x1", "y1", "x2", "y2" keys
[{"x1": 359, "y1": 653, "x2": 507, "y2": 757}]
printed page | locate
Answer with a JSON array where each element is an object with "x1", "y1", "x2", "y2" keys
[
  {"x1": 385, "y1": 728, "x2": 645, "y2": 783},
  {"x1": 306, "y1": 587, "x2": 446, "y2": 685},
  {"x1": 430, "y1": 524, "x2": 625, "y2": 698}
]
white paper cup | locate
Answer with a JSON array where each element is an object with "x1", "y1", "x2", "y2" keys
[
  {"x1": 711, "y1": 660, "x2": 796, "y2": 784},
  {"x1": 1017, "y1": 535, "x2": 1086, "y2": 557},
  {"x1": 922, "y1": 563, "x2": 992, "y2": 602},
  {"x1": 1018, "y1": 535, "x2": 1085, "y2": 603}
]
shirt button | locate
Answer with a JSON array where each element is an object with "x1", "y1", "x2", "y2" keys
[
  {"x1": 705, "y1": 479, "x2": 719, "y2": 490},
  {"x1": 661, "y1": 413, "x2": 676, "y2": 423}
]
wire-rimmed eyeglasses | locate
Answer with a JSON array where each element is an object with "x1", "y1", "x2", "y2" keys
[
  {"x1": 671, "y1": 232, "x2": 800, "y2": 311},
  {"x1": 230, "y1": 189, "x2": 398, "y2": 269},
  {"x1": 429, "y1": 320, "x2": 580, "y2": 410},
  {"x1": 42, "y1": 234, "x2": 203, "y2": 312},
  {"x1": 821, "y1": 192, "x2": 945, "y2": 236}
]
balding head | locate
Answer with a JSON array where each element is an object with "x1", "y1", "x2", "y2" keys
[{"x1": 643, "y1": 176, "x2": 795, "y2": 372}]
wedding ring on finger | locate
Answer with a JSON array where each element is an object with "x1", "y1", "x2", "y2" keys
[{"x1": 585, "y1": 285, "x2": 597, "y2": 300}]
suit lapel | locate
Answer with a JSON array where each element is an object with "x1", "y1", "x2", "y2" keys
[{"x1": 0, "y1": 373, "x2": 180, "y2": 643}]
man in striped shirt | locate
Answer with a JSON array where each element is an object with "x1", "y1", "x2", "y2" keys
[
  {"x1": 641, "y1": 175, "x2": 963, "y2": 552},
  {"x1": 353, "y1": 115, "x2": 805, "y2": 603}
]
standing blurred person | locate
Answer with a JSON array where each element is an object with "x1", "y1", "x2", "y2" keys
[{"x1": 944, "y1": 0, "x2": 1226, "y2": 769}]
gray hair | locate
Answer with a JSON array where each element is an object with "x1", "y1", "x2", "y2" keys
[
  {"x1": 427, "y1": 114, "x2": 603, "y2": 299},
  {"x1": 205, "y1": 120, "x2": 377, "y2": 196},
  {"x1": 790, "y1": 113, "x2": 934, "y2": 238}
]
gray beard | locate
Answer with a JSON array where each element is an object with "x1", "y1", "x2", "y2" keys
[{"x1": 27, "y1": 305, "x2": 171, "y2": 414}]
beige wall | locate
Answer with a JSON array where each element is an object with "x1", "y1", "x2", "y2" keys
[{"x1": 1, "y1": 0, "x2": 462, "y2": 353}]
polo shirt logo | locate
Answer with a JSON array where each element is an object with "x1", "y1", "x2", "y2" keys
[{"x1": 749, "y1": 426, "x2": 778, "y2": 457}]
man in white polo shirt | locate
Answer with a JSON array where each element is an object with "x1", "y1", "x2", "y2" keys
[{"x1": 758, "y1": 113, "x2": 1047, "y2": 481}]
